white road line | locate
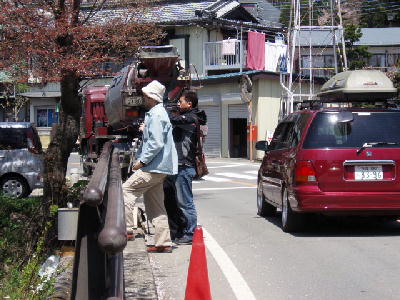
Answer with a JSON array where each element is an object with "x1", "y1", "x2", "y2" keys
[
  {"x1": 202, "y1": 227, "x2": 257, "y2": 300},
  {"x1": 206, "y1": 162, "x2": 250, "y2": 165},
  {"x1": 207, "y1": 164, "x2": 244, "y2": 169},
  {"x1": 215, "y1": 172, "x2": 257, "y2": 180},
  {"x1": 244, "y1": 170, "x2": 258, "y2": 175},
  {"x1": 202, "y1": 175, "x2": 230, "y2": 182},
  {"x1": 206, "y1": 162, "x2": 260, "y2": 168},
  {"x1": 193, "y1": 187, "x2": 256, "y2": 191}
]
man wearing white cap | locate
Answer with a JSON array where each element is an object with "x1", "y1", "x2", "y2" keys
[{"x1": 123, "y1": 80, "x2": 178, "y2": 253}]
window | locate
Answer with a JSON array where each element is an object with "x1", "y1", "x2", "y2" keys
[
  {"x1": 301, "y1": 55, "x2": 335, "y2": 78},
  {"x1": 368, "y1": 53, "x2": 400, "y2": 71},
  {"x1": 369, "y1": 54, "x2": 386, "y2": 69},
  {"x1": 387, "y1": 53, "x2": 400, "y2": 67},
  {"x1": 303, "y1": 112, "x2": 400, "y2": 149},
  {"x1": 269, "y1": 122, "x2": 295, "y2": 150},
  {"x1": 0, "y1": 128, "x2": 27, "y2": 149},
  {"x1": 289, "y1": 113, "x2": 311, "y2": 148},
  {"x1": 36, "y1": 108, "x2": 58, "y2": 127}
]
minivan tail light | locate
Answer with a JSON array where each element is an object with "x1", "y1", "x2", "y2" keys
[{"x1": 295, "y1": 161, "x2": 317, "y2": 183}]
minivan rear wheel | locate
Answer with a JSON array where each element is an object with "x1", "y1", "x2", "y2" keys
[
  {"x1": 257, "y1": 181, "x2": 276, "y2": 217},
  {"x1": 281, "y1": 188, "x2": 304, "y2": 232},
  {"x1": 0, "y1": 175, "x2": 30, "y2": 198}
]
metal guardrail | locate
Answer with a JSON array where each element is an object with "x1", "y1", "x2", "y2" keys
[
  {"x1": 71, "y1": 143, "x2": 127, "y2": 300},
  {"x1": 98, "y1": 152, "x2": 127, "y2": 254},
  {"x1": 82, "y1": 141, "x2": 113, "y2": 206}
]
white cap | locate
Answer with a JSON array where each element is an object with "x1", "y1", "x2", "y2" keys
[{"x1": 142, "y1": 80, "x2": 165, "y2": 103}]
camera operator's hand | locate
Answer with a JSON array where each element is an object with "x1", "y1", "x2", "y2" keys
[
  {"x1": 132, "y1": 160, "x2": 145, "y2": 170},
  {"x1": 126, "y1": 125, "x2": 135, "y2": 134},
  {"x1": 139, "y1": 122, "x2": 145, "y2": 132}
]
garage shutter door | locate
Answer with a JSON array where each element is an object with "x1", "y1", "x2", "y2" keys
[
  {"x1": 199, "y1": 105, "x2": 221, "y2": 157},
  {"x1": 228, "y1": 104, "x2": 248, "y2": 119}
]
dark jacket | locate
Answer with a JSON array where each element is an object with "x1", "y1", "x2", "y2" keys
[{"x1": 168, "y1": 108, "x2": 207, "y2": 167}]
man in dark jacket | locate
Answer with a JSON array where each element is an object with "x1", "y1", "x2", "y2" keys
[{"x1": 168, "y1": 90, "x2": 207, "y2": 244}]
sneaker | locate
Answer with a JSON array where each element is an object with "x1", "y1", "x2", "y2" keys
[
  {"x1": 174, "y1": 236, "x2": 192, "y2": 245},
  {"x1": 146, "y1": 246, "x2": 172, "y2": 253},
  {"x1": 127, "y1": 232, "x2": 134, "y2": 240}
]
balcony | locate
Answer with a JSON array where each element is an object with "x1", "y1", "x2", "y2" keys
[{"x1": 203, "y1": 40, "x2": 246, "y2": 75}]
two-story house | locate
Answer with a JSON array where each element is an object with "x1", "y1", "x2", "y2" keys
[
  {"x1": 126, "y1": 0, "x2": 287, "y2": 158},
  {"x1": 16, "y1": 0, "x2": 289, "y2": 159}
]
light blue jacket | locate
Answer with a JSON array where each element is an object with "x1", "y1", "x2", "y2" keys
[{"x1": 137, "y1": 103, "x2": 178, "y2": 175}]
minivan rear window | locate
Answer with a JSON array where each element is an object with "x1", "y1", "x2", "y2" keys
[
  {"x1": 303, "y1": 111, "x2": 400, "y2": 149},
  {"x1": 0, "y1": 128, "x2": 27, "y2": 149}
]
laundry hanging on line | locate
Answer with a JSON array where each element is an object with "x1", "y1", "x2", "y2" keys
[
  {"x1": 279, "y1": 54, "x2": 288, "y2": 73},
  {"x1": 246, "y1": 31, "x2": 265, "y2": 70},
  {"x1": 221, "y1": 39, "x2": 237, "y2": 56},
  {"x1": 264, "y1": 42, "x2": 288, "y2": 72}
]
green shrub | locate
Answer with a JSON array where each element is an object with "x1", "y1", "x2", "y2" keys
[
  {"x1": 0, "y1": 194, "x2": 55, "y2": 299},
  {"x1": 0, "y1": 180, "x2": 86, "y2": 298},
  {"x1": 0, "y1": 255, "x2": 55, "y2": 300}
]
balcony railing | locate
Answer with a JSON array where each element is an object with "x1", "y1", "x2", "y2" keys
[{"x1": 203, "y1": 40, "x2": 246, "y2": 75}]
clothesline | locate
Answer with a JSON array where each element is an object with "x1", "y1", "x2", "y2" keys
[{"x1": 246, "y1": 30, "x2": 289, "y2": 72}]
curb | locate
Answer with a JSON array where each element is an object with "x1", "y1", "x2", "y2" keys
[{"x1": 124, "y1": 235, "x2": 158, "y2": 300}]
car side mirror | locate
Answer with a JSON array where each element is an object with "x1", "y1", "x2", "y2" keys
[{"x1": 255, "y1": 140, "x2": 269, "y2": 152}]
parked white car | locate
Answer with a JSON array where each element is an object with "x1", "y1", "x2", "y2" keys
[{"x1": 0, "y1": 122, "x2": 44, "y2": 198}]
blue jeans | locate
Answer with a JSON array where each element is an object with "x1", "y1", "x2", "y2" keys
[{"x1": 174, "y1": 166, "x2": 197, "y2": 239}]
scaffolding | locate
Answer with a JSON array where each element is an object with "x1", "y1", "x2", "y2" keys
[{"x1": 280, "y1": 0, "x2": 348, "y2": 117}]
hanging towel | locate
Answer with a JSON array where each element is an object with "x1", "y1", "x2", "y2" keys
[
  {"x1": 246, "y1": 31, "x2": 265, "y2": 70},
  {"x1": 264, "y1": 42, "x2": 287, "y2": 72},
  {"x1": 222, "y1": 39, "x2": 237, "y2": 55}
]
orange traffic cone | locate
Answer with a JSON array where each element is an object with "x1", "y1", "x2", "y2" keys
[{"x1": 185, "y1": 226, "x2": 212, "y2": 300}]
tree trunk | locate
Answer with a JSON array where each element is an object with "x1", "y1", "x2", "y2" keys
[{"x1": 43, "y1": 70, "x2": 81, "y2": 210}]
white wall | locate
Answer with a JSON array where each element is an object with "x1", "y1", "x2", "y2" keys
[
  {"x1": 254, "y1": 76, "x2": 282, "y2": 159},
  {"x1": 175, "y1": 26, "x2": 208, "y2": 76},
  {"x1": 175, "y1": 26, "x2": 224, "y2": 77}
]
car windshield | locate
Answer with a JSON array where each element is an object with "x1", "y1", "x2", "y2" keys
[{"x1": 302, "y1": 111, "x2": 400, "y2": 149}]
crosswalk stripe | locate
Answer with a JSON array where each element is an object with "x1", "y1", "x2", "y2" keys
[
  {"x1": 207, "y1": 164, "x2": 243, "y2": 169},
  {"x1": 244, "y1": 170, "x2": 258, "y2": 175},
  {"x1": 206, "y1": 163, "x2": 260, "y2": 168},
  {"x1": 193, "y1": 186, "x2": 256, "y2": 191},
  {"x1": 215, "y1": 172, "x2": 257, "y2": 180},
  {"x1": 202, "y1": 175, "x2": 230, "y2": 182}
]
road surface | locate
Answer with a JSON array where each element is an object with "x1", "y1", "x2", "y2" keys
[{"x1": 150, "y1": 158, "x2": 400, "y2": 300}]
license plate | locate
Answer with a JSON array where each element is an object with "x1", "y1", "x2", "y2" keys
[{"x1": 354, "y1": 165, "x2": 383, "y2": 180}]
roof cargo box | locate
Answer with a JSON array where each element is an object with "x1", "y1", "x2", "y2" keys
[{"x1": 317, "y1": 70, "x2": 397, "y2": 102}]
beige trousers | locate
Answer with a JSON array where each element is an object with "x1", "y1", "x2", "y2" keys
[{"x1": 122, "y1": 169, "x2": 171, "y2": 247}]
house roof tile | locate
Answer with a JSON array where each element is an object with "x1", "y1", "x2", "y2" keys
[
  {"x1": 84, "y1": 0, "x2": 278, "y2": 27},
  {"x1": 86, "y1": 1, "x2": 243, "y2": 24},
  {"x1": 356, "y1": 27, "x2": 400, "y2": 46},
  {"x1": 239, "y1": 0, "x2": 281, "y2": 27},
  {"x1": 298, "y1": 27, "x2": 400, "y2": 47}
]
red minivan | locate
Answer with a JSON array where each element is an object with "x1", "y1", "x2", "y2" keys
[{"x1": 256, "y1": 109, "x2": 400, "y2": 232}]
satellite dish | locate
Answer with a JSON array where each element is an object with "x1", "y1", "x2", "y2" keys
[{"x1": 240, "y1": 74, "x2": 252, "y2": 103}]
